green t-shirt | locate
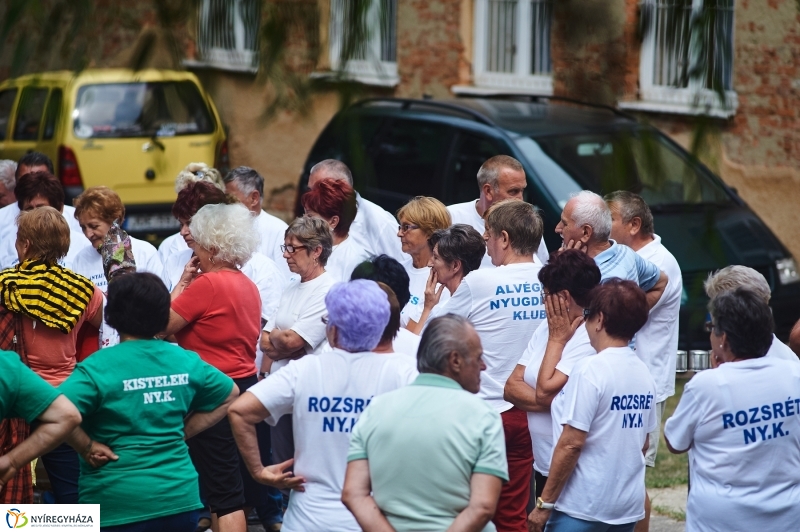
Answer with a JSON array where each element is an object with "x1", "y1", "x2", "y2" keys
[
  {"x1": 0, "y1": 350, "x2": 59, "y2": 422},
  {"x1": 59, "y1": 339, "x2": 233, "y2": 527},
  {"x1": 348, "y1": 373, "x2": 508, "y2": 532}
]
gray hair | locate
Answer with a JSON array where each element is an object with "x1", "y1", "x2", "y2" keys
[
  {"x1": 417, "y1": 314, "x2": 473, "y2": 374},
  {"x1": 190, "y1": 203, "x2": 260, "y2": 267},
  {"x1": 309, "y1": 159, "x2": 353, "y2": 186},
  {"x1": 285, "y1": 216, "x2": 333, "y2": 267},
  {"x1": 476, "y1": 155, "x2": 524, "y2": 190},
  {"x1": 570, "y1": 190, "x2": 612, "y2": 242},
  {"x1": 224, "y1": 166, "x2": 264, "y2": 198},
  {"x1": 174, "y1": 162, "x2": 224, "y2": 193},
  {"x1": 705, "y1": 265, "x2": 771, "y2": 304},
  {"x1": 604, "y1": 191, "x2": 654, "y2": 237},
  {"x1": 0, "y1": 160, "x2": 16, "y2": 192}
]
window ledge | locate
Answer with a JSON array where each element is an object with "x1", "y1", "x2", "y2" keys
[
  {"x1": 455, "y1": 73, "x2": 554, "y2": 97},
  {"x1": 619, "y1": 89, "x2": 738, "y2": 119},
  {"x1": 311, "y1": 66, "x2": 399, "y2": 88},
  {"x1": 452, "y1": 84, "x2": 553, "y2": 97},
  {"x1": 183, "y1": 58, "x2": 258, "y2": 74}
]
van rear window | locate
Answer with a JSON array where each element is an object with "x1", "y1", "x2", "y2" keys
[{"x1": 73, "y1": 82, "x2": 214, "y2": 139}]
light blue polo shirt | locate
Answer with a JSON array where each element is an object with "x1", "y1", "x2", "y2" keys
[
  {"x1": 348, "y1": 373, "x2": 508, "y2": 532},
  {"x1": 594, "y1": 240, "x2": 660, "y2": 290}
]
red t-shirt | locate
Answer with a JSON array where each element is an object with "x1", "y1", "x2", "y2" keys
[{"x1": 171, "y1": 270, "x2": 261, "y2": 379}]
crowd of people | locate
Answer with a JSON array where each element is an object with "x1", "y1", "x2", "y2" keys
[{"x1": 0, "y1": 151, "x2": 798, "y2": 532}]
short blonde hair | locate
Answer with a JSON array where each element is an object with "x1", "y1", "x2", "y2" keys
[
  {"x1": 486, "y1": 199, "x2": 543, "y2": 256},
  {"x1": 73, "y1": 186, "x2": 125, "y2": 224},
  {"x1": 174, "y1": 162, "x2": 224, "y2": 193},
  {"x1": 17, "y1": 207, "x2": 70, "y2": 265},
  {"x1": 190, "y1": 203, "x2": 259, "y2": 268},
  {"x1": 705, "y1": 265, "x2": 771, "y2": 304},
  {"x1": 396, "y1": 196, "x2": 451, "y2": 237}
]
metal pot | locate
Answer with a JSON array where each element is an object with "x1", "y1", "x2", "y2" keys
[
  {"x1": 676, "y1": 350, "x2": 688, "y2": 373},
  {"x1": 690, "y1": 350, "x2": 710, "y2": 371}
]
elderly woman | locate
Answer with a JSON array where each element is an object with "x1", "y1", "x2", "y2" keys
[
  {"x1": 664, "y1": 288, "x2": 800, "y2": 531},
  {"x1": 158, "y1": 162, "x2": 224, "y2": 264},
  {"x1": 301, "y1": 178, "x2": 367, "y2": 282},
  {"x1": 396, "y1": 196, "x2": 451, "y2": 328},
  {"x1": 705, "y1": 265, "x2": 798, "y2": 362},
  {"x1": 229, "y1": 280, "x2": 417, "y2": 532},
  {"x1": 59, "y1": 272, "x2": 239, "y2": 531},
  {"x1": 259, "y1": 216, "x2": 337, "y2": 481},
  {"x1": 71, "y1": 186, "x2": 167, "y2": 291},
  {"x1": 504, "y1": 249, "x2": 600, "y2": 501},
  {"x1": 0, "y1": 207, "x2": 104, "y2": 504},
  {"x1": 406, "y1": 224, "x2": 485, "y2": 334},
  {"x1": 529, "y1": 280, "x2": 657, "y2": 532},
  {"x1": 162, "y1": 202, "x2": 261, "y2": 532}
]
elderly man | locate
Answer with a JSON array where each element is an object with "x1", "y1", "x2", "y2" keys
[
  {"x1": 557, "y1": 190, "x2": 667, "y2": 308},
  {"x1": 0, "y1": 171, "x2": 91, "y2": 269},
  {"x1": 447, "y1": 155, "x2": 548, "y2": 267},
  {"x1": 224, "y1": 166, "x2": 291, "y2": 280},
  {"x1": 0, "y1": 153, "x2": 84, "y2": 268},
  {"x1": 428, "y1": 199, "x2": 545, "y2": 532},
  {"x1": 706, "y1": 265, "x2": 798, "y2": 361},
  {"x1": 229, "y1": 280, "x2": 417, "y2": 532},
  {"x1": 343, "y1": 314, "x2": 507, "y2": 531},
  {"x1": 308, "y1": 159, "x2": 406, "y2": 264},
  {"x1": 0, "y1": 160, "x2": 16, "y2": 208},
  {"x1": 605, "y1": 191, "x2": 683, "y2": 532}
]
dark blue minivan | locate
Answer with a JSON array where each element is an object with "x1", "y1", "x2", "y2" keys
[{"x1": 299, "y1": 97, "x2": 800, "y2": 350}]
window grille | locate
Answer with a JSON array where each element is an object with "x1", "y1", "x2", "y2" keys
[{"x1": 197, "y1": 0, "x2": 260, "y2": 71}]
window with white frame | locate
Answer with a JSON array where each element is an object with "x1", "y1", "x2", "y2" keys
[
  {"x1": 195, "y1": 0, "x2": 260, "y2": 72},
  {"x1": 626, "y1": 0, "x2": 737, "y2": 116},
  {"x1": 471, "y1": 0, "x2": 553, "y2": 95},
  {"x1": 328, "y1": 0, "x2": 398, "y2": 86}
]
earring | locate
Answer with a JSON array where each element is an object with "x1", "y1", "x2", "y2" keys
[{"x1": 210, "y1": 256, "x2": 215, "y2": 264}]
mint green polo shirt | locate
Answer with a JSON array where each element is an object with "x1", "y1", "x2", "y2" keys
[{"x1": 348, "y1": 373, "x2": 508, "y2": 532}]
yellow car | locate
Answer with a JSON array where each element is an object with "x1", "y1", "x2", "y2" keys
[{"x1": 0, "y1": 69, "x2": 227, "y2": 237}]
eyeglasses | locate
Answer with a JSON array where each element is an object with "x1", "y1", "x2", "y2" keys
[
  {"x1": 321, "y1": 314, "x2": 329, "y2": 325},
  {"x1": 397, "y1": 223, "x2": 420, "y2": 233},
  {"x1": 704, "y1": 321, "x2": 716, "y2": 334},
  {"x1": 583, "y1": 308, "x2": 593, "y2": 320},
  {"x1": 280, "y1": 244, "x2": 307, "y2": 254}
]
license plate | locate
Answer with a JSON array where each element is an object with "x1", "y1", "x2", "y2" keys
[{"x1": 124, "y1": 213, "x2": 180, "y2": 232}]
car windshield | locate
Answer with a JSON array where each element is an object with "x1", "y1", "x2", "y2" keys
[
  {"x1": 73, "y1": 81, "x2": 214, "y2": 139},
  {"x1": 517, "y1": 130, "x2": 732, "y2": 208}
]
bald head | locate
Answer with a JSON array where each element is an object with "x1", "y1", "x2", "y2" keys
[{"x1": 309, "y1": 159, "x2": 353, "y2": 189}]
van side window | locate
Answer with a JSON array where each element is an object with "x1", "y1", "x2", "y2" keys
[
  {"x1": 0, "y1": 89, "x2": 17, "y2": 141},
  {"x1": 373, "y1": 119, "x2": 451, "y2": 198},
  {"x1": 42, "y1": 89, "x2": 63, "y2": 141},
  {"x1": 447, "y1": 132, "x2": 507, "y2": 204},
  {"x1": 13, "y1": 87, "x2": 49, "y2": 141}
]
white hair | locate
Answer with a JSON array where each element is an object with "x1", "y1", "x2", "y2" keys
[
  {"x1": 190, "y1": 203, "x2": 260, "y2": 267},
  {"x1": 0, "y1": 160, "x2": 17, "y2": 191},
  {"x1": 570, "y1": 190, "x2": 612, "y2": 242},
  {"x1": 704, "y1": 265, "x2": 771, "y2": 304},
  {"x1": 174, "y1": 162, "x2": 224, "y2": 193}
]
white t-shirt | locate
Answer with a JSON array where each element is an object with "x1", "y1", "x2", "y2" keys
[
  {"x1": 428, "y1": 262, "x2": 545, "y2": 412},
  {"x1": 326, "y1": 236, "x2": 370, "y2": 283},
  {"x1": 264, "y1": 271, "x2": 336, "y2": 373},
  {"x1": 71, "y1": 236, "x2": 168, "y2": 292},
  {"x1": 663, "y1": 357, "x2": 800, "y2": 532},
  {"x1": 447, "y1": 200, "x2": 549, "y2": 268},
  {"x1": 392, "y1": 327, "x2": 421, "y2": 362},
  {"x1": 550, "y1": 347, "x2": 657, "y2": 525},
  {"x1": 634, "y1": 235, "x2": 683, "y2": 402},
  {"x1": 249, "y1": 348, "x2": 418, "y2": 532},
  {"x1": 400, "y1": 264, "x2": 450, "y2": 326},
  {"x1": 518, "y1": 322, "x2": 594, "y2": 475},
  {"x1": 255, "y1": 210, "x2": 292, "y2": 280},
  {"x1": 0, "y1": 205, "x2": 89, "y2": 269},
  {"x1": 350, "y1": 193, "x2": 407, "y2": 265},
  {"x1": 767, "y1": 335, "x2": 798, "y2": 362},
  {"x1": 157, "y1": 232, "x2": 188, "y2": 264}
]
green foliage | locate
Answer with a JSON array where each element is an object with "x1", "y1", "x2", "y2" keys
[{"x1": 646, "y1": 378, "x2": 689, "y2": 489}]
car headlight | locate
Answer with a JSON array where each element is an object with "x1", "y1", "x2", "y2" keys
[{"x1": 776, "y1": 258, "x2": 800, "y2": 285}]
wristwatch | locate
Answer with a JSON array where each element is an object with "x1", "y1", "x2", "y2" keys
[
  {"x1": 258, "y1": 371, "x2": 269, "y2": 379},
  {"x1": 536, "y1": 497, "x2": 555, "y2": 510}
]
